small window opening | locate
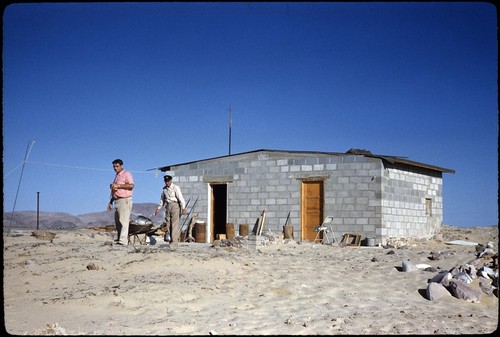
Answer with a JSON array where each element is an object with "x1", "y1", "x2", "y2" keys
[{"x1": 425, "y1": 198, "x2": 432, "y2": 216}]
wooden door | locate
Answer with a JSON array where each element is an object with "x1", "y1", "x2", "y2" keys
[{"x1": 301, "y1": 180, "x2": 324, "y2": 241}]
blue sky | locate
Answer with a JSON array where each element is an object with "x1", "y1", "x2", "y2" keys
[{"x1": 3, "y1": 2, "x2": 497, "y2": 227}]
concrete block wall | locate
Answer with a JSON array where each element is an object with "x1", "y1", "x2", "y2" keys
[
  {"x1": 169, "y1": 151, "x2": 334, "y2": 239},
  {"x1": 164, "y1": 150, "x2": 444, "y2": 244},
  {"x1": 229, "y1": 151, "x2": 306, "y2": 238},
  {"x1": 380, "y1": 166, "x2": 443, "y2": 242},
  {"x1": 324, "y1": 156, "x2": 383, "y2": 242}
]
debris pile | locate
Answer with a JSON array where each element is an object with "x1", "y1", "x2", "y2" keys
[
  {"x1": 403, "y1": 242, "x2": 498, "y2": 302},
  {"x1": 31, "y1": 230, "x2": 56, "y2": 243},
  {"x1": 385, "y1": 236, "x2": 430, "y2": 249}
]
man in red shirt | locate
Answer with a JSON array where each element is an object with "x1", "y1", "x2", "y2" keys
[{"x1": 107, "y1": 159, "x2": 134, "y2": 245}]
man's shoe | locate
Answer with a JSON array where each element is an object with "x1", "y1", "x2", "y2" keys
[
  {"x1": 164, "y1": 232, "x2": 171, "y2": 242},
  {"x1": 114, "y1": 241, "x2": 127, "y2": 246}
]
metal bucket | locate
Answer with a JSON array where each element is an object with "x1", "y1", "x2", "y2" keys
[{"x1": 366, "y1": 237, "x2": 375, "y2": 247}]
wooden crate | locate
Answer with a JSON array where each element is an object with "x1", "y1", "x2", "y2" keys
[{"x1": 342, "y1": 233, "x2": 361, "y2": 247}]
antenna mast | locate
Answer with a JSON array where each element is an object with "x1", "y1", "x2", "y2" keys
[
  {"x1": 7, "y1": 140, "x2": 35, "y2": 235},
  {"x1": 228, "y1": 105, "x2": 232, "y2": 155}
]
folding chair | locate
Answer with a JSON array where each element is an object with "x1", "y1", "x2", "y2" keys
[{"x1": 313, "y1": 216, "x2": 336, "y2": 244}]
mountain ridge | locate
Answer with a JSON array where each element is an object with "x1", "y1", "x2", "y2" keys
[{"x1": 3, "y1": 203, "x2": 162, "y2": 230}]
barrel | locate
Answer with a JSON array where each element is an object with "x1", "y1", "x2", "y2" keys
[
  {"x1": 283, "y1": 225, "x2": 294, "y2": 239},
  {"x1": 239, "y1": 223, "x2": 249, "y2": 237},
  {"x1": 226, "y1": 223, "x2": 235, "y2": 240},
  {"x1": 194, "y1": 222, "x2": 206, "y2": 243},
  {"x1": 366, "y1": 237, "x2": 375, "y2": 247}
]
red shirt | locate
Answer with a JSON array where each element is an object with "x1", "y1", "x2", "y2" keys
[{"x1": 112, "y1": 170, "x2": 134, "y2": 199}]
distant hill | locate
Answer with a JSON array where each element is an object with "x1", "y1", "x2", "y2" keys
[{"x1": 3, "y1": 203, "x2": 162, "y2": 231}]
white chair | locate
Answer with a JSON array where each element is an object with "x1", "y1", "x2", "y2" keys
[{"x1": 313, "y1": 216, "x2": 335, "y2": 244}]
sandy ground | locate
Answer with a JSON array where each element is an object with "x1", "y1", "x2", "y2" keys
[{"x1": 3, "y1": 225, "x2": 498, "y2": 335}]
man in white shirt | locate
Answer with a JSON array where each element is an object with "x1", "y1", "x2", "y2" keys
[{"x1": 154, "y1": 175, "x2": 187, "y2": 243}]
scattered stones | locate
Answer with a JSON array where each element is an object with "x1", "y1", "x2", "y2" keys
[
  {"x1": 455, "y1": 271, "x2": 473, "y2": 283},
  {"x1": 426, "y1": 282, "x2": 452, "y2": 301},
  {"x1": 479, "y1": 248, "x2": 496, "y2": 259},
  {"x1": 86, "y1": 262, "x2": 104, "y2": 271},
  {"x1": 31, "y1": 230, "x2": 56, "y2": 243},
  {"x1": 422, "y1": 266, "x2": 438, "y2": 272},
  {"x1": 424, "y1": 242, "x2": 498, "y2": 302},
  {"x1": 448, "y1": 279, "x2": 482, "y2": 303},
  {"x1": 386, "y1": 236, "x2": 429, "y2": 249},
  {"x1": 429, "y1": 271, "x2": 452, "y2": 286},
  {"x1": 428, "y1": 251, "x2": 442, "y2": 260},
  {"x1": 479, "y1": 277, "x2": 495, "y2": 295},
  {"x1": 401, "y1": 261, "x2": 434, "y2": 272},
  {"x1": 402, "y1": 260, "x2": 419, "y2": 272},
  {"x1": 479, "y1": 266, "x2": 497, "y2": 280}
]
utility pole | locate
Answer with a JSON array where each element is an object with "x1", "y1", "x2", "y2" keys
[{"x1": 36, "y1": 192, "x2": 40, "y2": 230}]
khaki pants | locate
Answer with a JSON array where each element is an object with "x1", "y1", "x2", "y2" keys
[
  {"x1": 165, "y1": 203, "x2": 181, "y2": 243},
  {"x1": 114, "y1": 197, "x2": 132, "y2": 244}
]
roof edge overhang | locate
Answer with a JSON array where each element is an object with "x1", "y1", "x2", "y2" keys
[{"x1": 369, "y1": 155, "x2": 455, "y2": 174}]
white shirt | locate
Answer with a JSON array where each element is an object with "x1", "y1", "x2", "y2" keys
[{"x1": 157, "y1": 183, "x2": 186, "y2": 209}]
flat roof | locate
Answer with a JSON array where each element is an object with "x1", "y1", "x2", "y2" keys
[{"x1": 151, "y1": 148, "x2": 455, "y2": 174}]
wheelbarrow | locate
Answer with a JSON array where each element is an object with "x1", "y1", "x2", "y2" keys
[{"x1": 128, "y1": 215, "x2": 154, "y2": 245}]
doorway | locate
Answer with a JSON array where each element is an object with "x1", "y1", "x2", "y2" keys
[
  {"x1": 301, "y1": 180, "x2": 324, "y2": 241},
  {"x1": 210, "y1": 183, "x2": 227, "y2": 242}
]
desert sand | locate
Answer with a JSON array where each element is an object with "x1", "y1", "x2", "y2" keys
[{"x1": 3, "y1": 224, "x2": 498, "y2": 335}]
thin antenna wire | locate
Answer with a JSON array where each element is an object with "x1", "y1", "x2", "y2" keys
[
  {"x1": 228, "y1": 104, "x2": 232, "y2": 155},
  {"x1": 4, "y1": 162, "x2": 24, "y2": 178},
  {"x1": 7, "y1": 140, "x2": 35, "y2": 235}
]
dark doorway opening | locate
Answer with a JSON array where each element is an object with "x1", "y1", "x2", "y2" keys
[{"x1": 211, "y1": 184, "x2": 227, "y2": 241}]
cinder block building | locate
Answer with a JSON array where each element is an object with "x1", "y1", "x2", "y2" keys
[{"x1": 156, "y1": 148, "x2": 455, "y2": 245}]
